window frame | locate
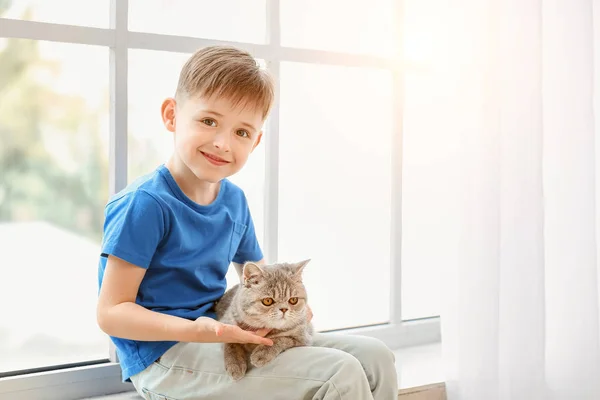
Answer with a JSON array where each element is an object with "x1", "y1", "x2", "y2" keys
[{"x1": 0, "y1": 0, "x2": 440, "y2": 398}]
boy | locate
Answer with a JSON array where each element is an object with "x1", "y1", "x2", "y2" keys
[{"x1": 96, "y1": 46, "x2": 398, "y2": 400}]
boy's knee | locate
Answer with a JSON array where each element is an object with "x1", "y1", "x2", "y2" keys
[
  {"x1": 332, "y1": 351, "x2": 368, "y2": 381},
  {"x1": 355, "y1": 336, "x2": 396, "y2": 367}
]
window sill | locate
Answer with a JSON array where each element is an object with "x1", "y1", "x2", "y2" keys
[
  {"x1": 393, "y1": 342, "x2": 444, "y2": 390},
  {"x1": 0, "y1": 363, "x2": 133, "y2": 400},
  {"x1": 394, "y1": 342, "x2": 445, "y2": 399}
]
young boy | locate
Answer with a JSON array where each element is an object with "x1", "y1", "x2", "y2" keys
[{"x1": 96, "y1": 46, "x2": 398, "y2": 400}]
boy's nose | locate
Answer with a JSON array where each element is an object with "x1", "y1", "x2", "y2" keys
[{"x1": 213, "y1": 131, "x2": 231, "y2": 151}]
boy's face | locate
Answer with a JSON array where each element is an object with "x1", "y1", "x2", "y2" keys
[{"x1": 162, "y1": 94, "x2": 264, "y2": 183}]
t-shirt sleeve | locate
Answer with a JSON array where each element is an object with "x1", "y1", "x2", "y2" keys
[
  {"x1": 100, "y1": 190, "x2": 165, "y2": 269},
  {"x1": 232, "y1": 201, "x2": 264, "y2": 264}
]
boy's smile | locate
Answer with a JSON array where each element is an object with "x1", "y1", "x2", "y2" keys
[
  {"x1": 200, "y1": 151, "x2": 231, "y2": 166},
  {"x1": 161, "y1": 94, "x2": 264, "y2": 204}
]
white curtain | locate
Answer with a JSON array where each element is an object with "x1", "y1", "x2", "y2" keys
[{"x1": 409, "y1": 0, "x2": 600, "y2": 398}]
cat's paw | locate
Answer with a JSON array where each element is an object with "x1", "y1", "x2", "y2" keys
[
  {"x1": 225, "y1": 359, "x2": 247, "y2": 381},
  {"x1": 250, "y1": 345, "x2": 277, "y2": 368},
  {"x1": 224, "y1": 343, "x2": 247, "y2": 381}
]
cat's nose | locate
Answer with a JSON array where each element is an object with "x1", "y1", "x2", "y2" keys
[{"x1": 280, "y1": 308, "x2": 288, "y2": 314}]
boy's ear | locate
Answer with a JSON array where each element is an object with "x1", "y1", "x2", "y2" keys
[
  {"x1": 251, "y1": 131, "x2": 263, "y2": 152},
  {"x1": 161, "y1": 98, "x2": 177, "y2": 133}
]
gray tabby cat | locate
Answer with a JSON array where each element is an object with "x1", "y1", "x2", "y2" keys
[{"x1": 215, "y1": 259, "x2": 313, "y2": 380}]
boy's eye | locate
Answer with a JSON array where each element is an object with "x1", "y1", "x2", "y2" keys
[
  {"x1": 236, "y1": 130, "x2": 250, "y2": 138},
  {"x1": 288, "y1": 297, "x2": 298, "y2": 305},
  {"x1": 261, "y1": 298, "x2": 274, "y2": 306},
  {"x1": 201, "y1": 118, "x2": 217, "y2": 127}
]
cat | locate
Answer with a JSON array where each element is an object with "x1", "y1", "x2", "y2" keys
[{"x1": 215, "y1": 259, "x2": 313, "y2": 380}]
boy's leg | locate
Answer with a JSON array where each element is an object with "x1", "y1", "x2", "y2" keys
[
  {"x1": 312, "y1": 333, "x2": 399, "y2": 400},
  {"x1": 131, "y1": 339, "x2": 375, "y2": 400}
]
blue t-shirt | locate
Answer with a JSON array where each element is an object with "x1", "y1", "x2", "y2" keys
[{"x1": 97, "y1": 164, "x2": 263, "y2": 382}]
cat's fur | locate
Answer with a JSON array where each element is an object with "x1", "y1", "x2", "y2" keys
[{"x1": 215, "y1": 259, "x2": 313, "y2": 380}]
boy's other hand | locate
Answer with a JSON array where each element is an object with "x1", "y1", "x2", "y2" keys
[{"x1": 194, "y1": 317, "x2": 273, "y2": 346}]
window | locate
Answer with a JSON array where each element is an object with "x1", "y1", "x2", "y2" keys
[
  {"x1": 128, "y1": 0, "x2": 267, "y2": 44},
  {"x1": 126, "y1": 49, "x2": 187, "y2": 182},
  {"x1": 1, "y1": 0, "x2": 109, "y2": 27},
  {"x1": 280, "y1": 0, "x2": 394, "y2": 56},
  {"x1": 0, "y1": 1, "x2": 440, "y2": 398},
  {"x1": 278, "y1": 62, "x2": 393, "y2": 331},
  {"x1": 0, "y1": 39, "x2": 109, "y2": 373},
  {"x1": 400, "y1": 0, "x2": 447, "y2": 320}
]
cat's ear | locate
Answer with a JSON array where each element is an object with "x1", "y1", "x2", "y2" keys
[
  {"x1": 291, "y1": 259, "x2": 311, "y2": 279},
  {"x1": 243, "y1": 262, "x2": 264, "y2": 286}
]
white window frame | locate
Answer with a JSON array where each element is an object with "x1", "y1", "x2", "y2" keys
[{"x1": 0, "y1": 1, "x2": 440, "y2": 398}]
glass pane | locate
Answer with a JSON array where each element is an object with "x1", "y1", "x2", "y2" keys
[
  {"x1": 127, "y1": 49, "x2": 266, "y2": 290},
  {"x1": 400, "y1": 0, "x2": 447, "y2": 321},
  {"x1": 279, "y1": 62, "x2": 393, "y2": 331},
  {"x1": 127, "y1": 49, "x2": 187, "y2": 183},
  {"x1": 0, "y1": 39, "x2": 109, "y2": 373},
  {"x1": 129, "y1": 0, "x2": 266, "y2": 44},
  {"x1": 0, "y1": 0, "x2": 109, "y2": 28},
  {"x1": 280, "y1": 0, "x2": 395, "y2": 56},
  {"x1": 400, "y1": 73, "x2": 443, "y2": 320}
]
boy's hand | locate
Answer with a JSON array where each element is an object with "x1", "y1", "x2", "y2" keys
[{"x1": 194, "y1": 317, "x2": 273, "y2": 346}]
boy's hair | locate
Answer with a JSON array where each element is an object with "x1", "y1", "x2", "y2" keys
[{"x1": 175, "y1": 46, "x2": 275, "y2": 120}]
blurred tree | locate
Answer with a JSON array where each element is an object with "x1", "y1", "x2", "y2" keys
[{"x1": 0, "y1": 2, "x2": 109, "y2": 241}]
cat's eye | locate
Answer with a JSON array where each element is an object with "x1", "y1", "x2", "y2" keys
[
  {"x1": 288, "y1": 297, "x2": 299, "y2": 305},
  {"x1": 261, "y1": 298, "x2": 274, "y2": 306}
]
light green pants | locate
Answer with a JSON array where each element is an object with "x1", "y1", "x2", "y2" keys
[{"x1": 130, "y1": 333, "x2": 398, "y2": 400}]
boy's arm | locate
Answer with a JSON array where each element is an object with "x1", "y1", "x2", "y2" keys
[
  {"x1": 97, "y1": 255, "x2": 272, "y2": 345},
  {"x1": 97, "y1": 255, "x2": 196, "y2": 342}
]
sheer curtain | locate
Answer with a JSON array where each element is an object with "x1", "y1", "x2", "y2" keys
[{"x1": 405, "y1": 0, "x2": 600, "y2": 398}]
